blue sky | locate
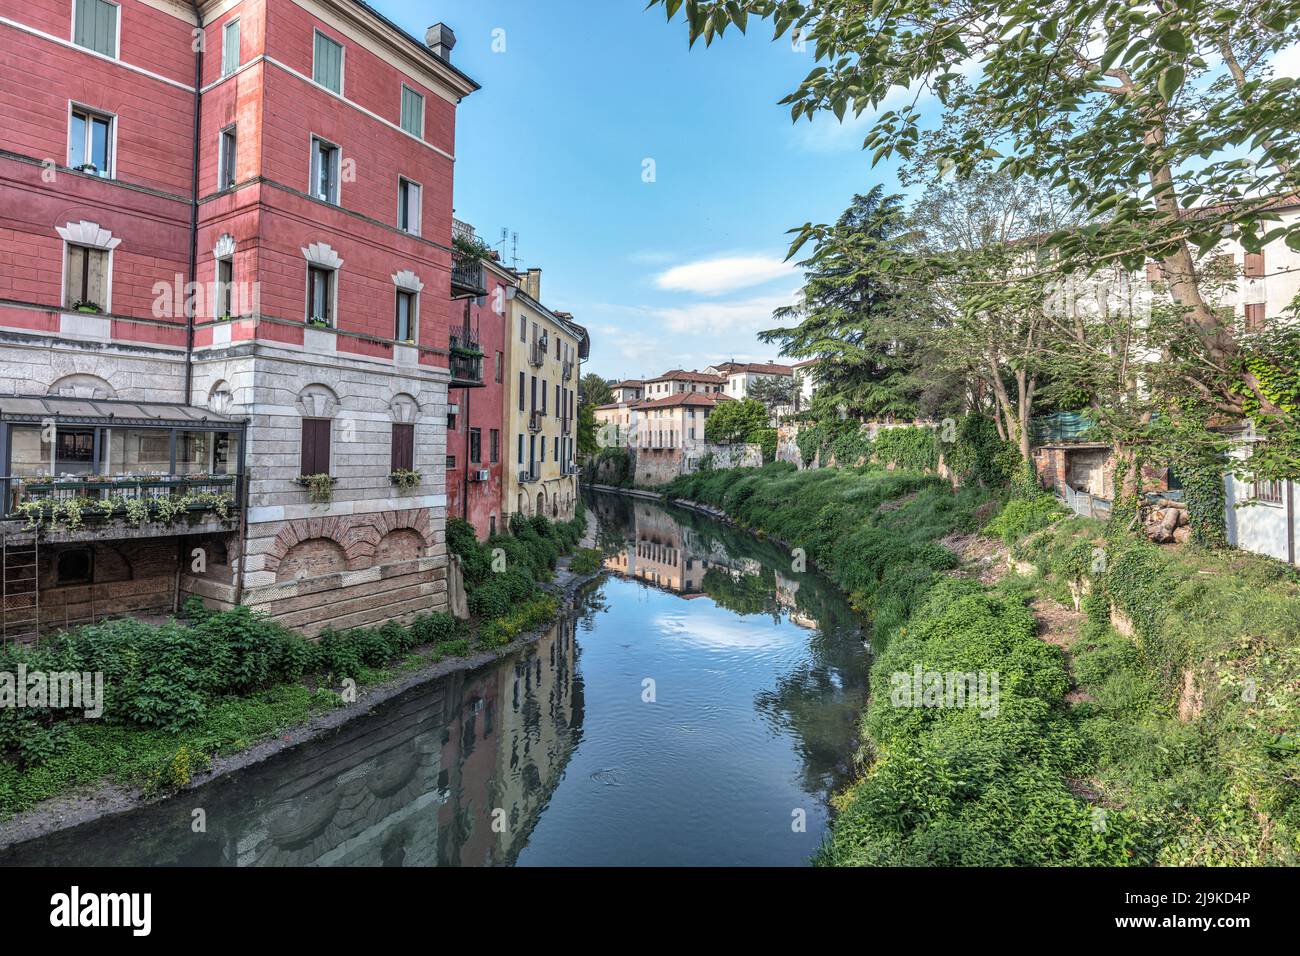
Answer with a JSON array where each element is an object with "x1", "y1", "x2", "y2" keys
[{"x1": 381, "y1": 0, "x2": 910, "y2": 381}]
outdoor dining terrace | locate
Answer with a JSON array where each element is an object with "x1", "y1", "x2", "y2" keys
[{"x1": 0, "y1": 396, "x2": 247, "y2": 542}]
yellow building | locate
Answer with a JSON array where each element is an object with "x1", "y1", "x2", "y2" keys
[{"x1": 503, "y1": 269, "x2": 587, "y2": 520}]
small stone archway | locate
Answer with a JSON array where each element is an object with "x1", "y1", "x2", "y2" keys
[
  {"x1": 536, "y1": 491, "x2": 546, "y2": 517},
  {"x1": 262, "y1": 510, "x2": 432, "y2": 576}
]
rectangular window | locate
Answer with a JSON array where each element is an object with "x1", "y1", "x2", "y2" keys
[
  {"x1": 495, "y1": 351, "x2": 503, "y2": 383},
  {"x1": 517, "y1": 434, "x2": 524, "y2": 465},
  {"x1": 530, "y1": 376, "x2": 537, "y2": 413},
  {"x1": 307, "y1": 265, "x2": 333, "y2": 326},
  {"x1": 447, "y1": 411, "x2": 457, "y2": 432},
  {"x1": 490, "y1": 429, "x2": 500, "y2": 464},
  {"x1": 63, "y1": 244, "x2": 109, "y2": 311},
  {"x1": 554, "y1": 436, "x2": 559, "y2": 460},
  {"x1": 73, "y1": 0, "x2": 118, "y2": 58},
  {"x1": 541, "y1": 380, "x2": 548, "y2": 414},
  {"x1": 217, "y1": 258, "x2": 233, "y2": 318},
  {"x1": 1244, "y1": 302, "x2": 1265, "y2": 332},
  {"x1": 400, "y1": 85, "x2": 424, "y2": 137},
  {"x1": 447, "y1": 454, "x2": 457, "y2": 470},
  {"x1": 1254, "y1": 478, "x2": 1284, "y2": 505},
  {"x1": 555, "y1": 383, "x2": 561, "y2": 417},
  {"x1": 398, "y1": 178, "x2": 421, "y2": 234},
  {"x1": 310, "y1": 137, "x2": 340, "y2": 203},
  {"x1": 519, "y1": 316, "x2": 526, "y2": 342},
  {"x1": 219, "y1": 125, "x2": 237, "y2": 190},
  {"x1": 469, "y1": 428, "x2": 482, "y2": 465},
  {"x1": 313, "y1": 30, "x2": 343, "y2": 93},
  {"x1": 540, "y1": 437, "x2": 545, "y2": 462},
  {"x1": 518, "y1": 371, "x2": 525, "y2": 411},
  {"x1": 69, "y1": 106, "x2": 112, "y2": 178},
  {"x1": 391, "y1": 422, "x2": 414, "y2": 472},
  {"x1": 222, "y1": 18, "x2": 241, "y2": 76},
  {"x1": 394, "y1": 289, "x2": 415, "y2": 341},
  {"x1": 300, "y1": 418, "x2": 331, "y2": 476}
]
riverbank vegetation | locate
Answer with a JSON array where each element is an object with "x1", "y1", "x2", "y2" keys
[
  {"x1": 0, "y1": 507, "x2": 587, "y2": 821},
  {"x1": 666, "y1": 462, "x2": 1299, "y2": 865}
]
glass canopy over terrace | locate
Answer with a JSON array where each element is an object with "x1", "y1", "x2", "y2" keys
[{"x1": 0, "y1": 396, "x2": 247, "y2": 531}]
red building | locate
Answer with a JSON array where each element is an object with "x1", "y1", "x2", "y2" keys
[
  {"x1": 0, "y1": 0, "x2": 489, "y2": 636},
  {"x1": 446, "y1": 243, "x2": 512, "y2": 539}
]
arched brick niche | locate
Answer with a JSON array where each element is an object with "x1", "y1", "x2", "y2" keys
[{"x1": 263, "y1": 510, "x2": 432, "y2": 577}]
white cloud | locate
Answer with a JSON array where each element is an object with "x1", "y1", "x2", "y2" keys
[
  {"x1": 654, "y1": 255, "x2": 795, "y2": 296},
  {"x1": 653, "y1": 291, "x2": 796, "y2": 335}
]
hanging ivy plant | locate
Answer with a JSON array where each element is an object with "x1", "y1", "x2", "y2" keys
[{"x1": 297, "y1": 473, "x2": 336, "y2": 504}]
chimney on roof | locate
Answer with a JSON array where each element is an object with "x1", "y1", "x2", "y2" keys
[
  {"x1": 522, "y1": 268, "x2": 541, "y2": 301},
  {"x1": 425, "y1": 23, "x2": 457, "y2": 62}
]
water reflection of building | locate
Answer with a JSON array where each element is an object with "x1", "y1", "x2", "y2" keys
[
  {"x1": 0, "y1": 619, "x2": 582, "y2": 867},
  {"x1": 602, "y1": 501, "x2": 713, "y2": 595}
]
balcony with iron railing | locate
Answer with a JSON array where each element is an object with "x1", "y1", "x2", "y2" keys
[
  {"x1": 449, "y1": 330, "x2": 485, "y2": 388},
  {"x1": 451, "y1": 219, "x2": 488, "y2": 299},
  {"x1": 528, "y1": 340, "x2": 547, "y2": 368},
  {"x1": 562, "y1": 359, "x2": 574, "y2": 381},
  {"x1": 528, "y1": 410, "x2": 544, "y2": 433}
]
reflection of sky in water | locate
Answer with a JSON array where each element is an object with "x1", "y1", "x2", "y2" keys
[
  {"x1": 654, "y1": 610, "x2": 803, "y2": 653},
  {"x1": 1, "y1": 493, "x2": 870, "y2": 869}
]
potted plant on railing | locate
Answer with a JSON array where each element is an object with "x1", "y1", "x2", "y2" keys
[
  {"x1": 296, "y1": 473, "x2": 336, "y2": 504},
  {"x1": 217, "y1": 311, "x2": 233, "y2": 322},
  {"x1": 72, "y1": 299, "x2": 103, "y2": 313},
  {"x1": 306, "y1": 316, "x2": 330, "y2": 329},
  {"x1": 74, "y1": 162, "x2": 99, "y2": 175},
  {"x1": 389, "y1": 468, "x2": 421, "y2": 490}
]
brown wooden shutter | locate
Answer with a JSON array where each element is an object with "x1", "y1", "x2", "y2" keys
[
  {"x1": 391, "y1": 422, "x2": 414, "y2": 471},
  {"x1": 301, "y1": 419, "x2": 331, "y2": 476},
  {"x1": 1245, "y1": 302, "x2": 1265, "y2": 331},
  {"x1": 1244, "y1": 251, "x2": 1265, "y2": 277}
]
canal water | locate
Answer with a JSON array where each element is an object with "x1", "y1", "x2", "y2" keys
[{"x1": 0, "y1": 491, "x2": 871, "y2": 866}]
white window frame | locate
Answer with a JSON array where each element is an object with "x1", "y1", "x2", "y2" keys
[
  {"x1": 305, "y1": 263, "x2": 339, "y2": 328},
  {"x1": 394, "y1": 287, "x2": 418, "y2": 342},
  {"x1": 222, "y1": 18, "x2": 241, "y2": 77},
  {"x1": 399, "y1": 84, "x2": 425, "y2": 138},
  {"x1": 67, "y1": 102, "x2": 116, "y2": 179},
  {"x1": 309, "y1": 134, "x2": 341, "y2": 204},
  {"x1": 398, "y1": 176, "x2": 422, "y2": 235},
  {"x1": 61, "y1": 243, "x2": 114, "y2": 313},
  {"x1": 218, "y1": 124, "x2": 237, "y2": 191},
  {"x1": 214, "y1": 255, "x2": 234, "y2": 320},
  {"x1": 312, "y1": 29, "x2": 345, "y2": 95},
  {"x1": 71, "y1": 0, "x2": 121, "y2": 60}
]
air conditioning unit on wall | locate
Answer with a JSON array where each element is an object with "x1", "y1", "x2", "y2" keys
[{"x1": 473, "y1": 469, "x2": 490, "y2": 482}]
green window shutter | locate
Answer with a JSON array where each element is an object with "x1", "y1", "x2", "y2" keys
[
  {"x1": 222, "y1": 20, "x2": 240, "y2": 76},
  {"x1": 313, "y1": 31, "x2": 342, "y2": 93},
  {"x1": 75, "y1": 0, "x2": 118, "y2": 58},
  {"x1": 400, "y1": 86, "x2": 423, "y2": 137}
]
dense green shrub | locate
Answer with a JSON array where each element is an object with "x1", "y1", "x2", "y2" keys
[
  {"x1": 982, "y1": 492, "x2": 1067, "y2": 545},
  {"x1": 821, "y1": 578, "x2": 1139, "y2": 866},
  {"x1": 873, "y1": 425, "x2": 939, "y2": 472}
]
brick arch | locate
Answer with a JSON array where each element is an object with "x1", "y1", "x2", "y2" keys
[{"x1": 263, "y1": 510, "x2": 432, "y2": 574}]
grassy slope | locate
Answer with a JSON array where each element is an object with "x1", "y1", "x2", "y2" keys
[{"x1": 668, "y1": 463, "x2": 1300, "y2": 865}]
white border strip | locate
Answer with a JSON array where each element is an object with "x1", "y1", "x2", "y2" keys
[{"x1": 0, "y1": 15, "x2": 194, "y2": 92}]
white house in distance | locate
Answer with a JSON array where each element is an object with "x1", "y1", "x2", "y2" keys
[
  {"x1": 610, "y1": 379, "x2": 645, "y2": 404},
  {"x1": 709, "y1": 361, "x2": 795, "y2": 401},
  {"x1": 793, "y1": 359, "x2": 821, "y2": 407},
  {"x1": 643, "y1": 370, "x2": 725, "y2": 399}
]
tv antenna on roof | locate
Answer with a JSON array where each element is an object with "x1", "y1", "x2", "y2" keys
[{"x1": 497, "y1": 228, "x2": 520, "y2": 270}]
